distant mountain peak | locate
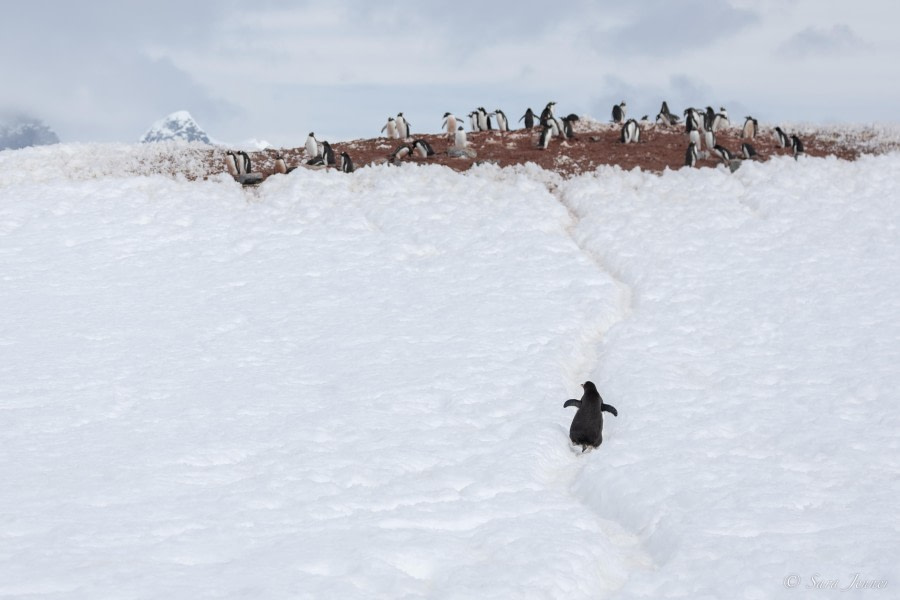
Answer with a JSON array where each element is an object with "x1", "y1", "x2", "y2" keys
[
  {"x1": 140, "y1": 111, "x2": 211, "y2": 144},
  {"x1": 0, "y1": 114, "x2": 60, "y2": 150}
]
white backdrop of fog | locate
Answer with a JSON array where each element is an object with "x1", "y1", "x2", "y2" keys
[{"x1": 2, "y1": 0, "x2": 897, "y2": 145}]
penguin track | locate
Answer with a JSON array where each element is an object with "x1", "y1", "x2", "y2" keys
[{"x1": 535, "y1": 178, "x2": 657, "y2": 584}]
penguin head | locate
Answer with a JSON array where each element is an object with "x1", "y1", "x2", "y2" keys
[
  {"x1": 308, "y1": 132, "x2": 314, "y2": 137},
  {"x1": 582, "y1": 381, "x2": 600, "y2": 396},
  {"x1": 443, "y1": 111, "x2": 451, "y2": 117}
]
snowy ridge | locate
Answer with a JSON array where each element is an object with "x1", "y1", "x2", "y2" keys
[
  {"x1": 1, "y1": 145, "x2": 898, "y2": 598},
  {"x1": 140, "y1": 110, "x2": 212, "y2": 144}
]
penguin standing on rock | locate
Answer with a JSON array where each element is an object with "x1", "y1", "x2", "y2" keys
[
  {"x1": 442, "y1": 112, "x2": 462, "y2": 137},
  {"x1": 620, "y1": 118, "x2": 640, "y2": 143},
  {"x1": 396, "y1": 113, "x2": 410, "y2": 139},
  {"x1": 685, "y1": 141, "x2": 698, "y2": 167},
  {"x1": 381, "y1": 117, "x2": 397, "y2": 139},
  {"x1": 791, "y1": 134, "x2": 805, "y2": 160},
  {"x1": 612, "y1": 101, "x2": 627, "y2": 123},
  {"x1": 742, "y1": 116, "x2": 758, "y2": 139},
  {"x1": 564, "y1": 381, "x2": 618, "y2": 452},
  {"x1": 339, "y1": 152, "x2": 354, "y2": 173},
  {"x1": 305, "y1": 132, "x2": 319, "y2": 158},
  {"x1": 224, "y1": 151, "x2": 239, "y2": 177},
  {"x1": 538, "y1": 124, "x2": 552, "y2": 149},
  {"x1": 519, "y1": 108, "x2": 538, "y2": 129},
  {"x1": 741, "y1": 142, "x2": 758, "y2": 160},
  {"x1": 774, "y1": 126, "x2": 790, "y2": 148},
  {"x1": 321, "y1": 141, "x2": 336, "y2": 166},
  {"x1": 539, "y1": 102, "x2": 556, "y2": 127}
]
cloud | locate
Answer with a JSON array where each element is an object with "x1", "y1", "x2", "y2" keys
[
  {"x1": 592, "y1": 0, "x2": 761, "y2": 57},
  {"x1": 777, "y1": 24, "x2": 865, "y2": 58}
]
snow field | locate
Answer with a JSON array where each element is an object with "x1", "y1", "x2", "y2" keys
[{"x1": 1, "y1": 143, "x2": 898, "y2": 598}]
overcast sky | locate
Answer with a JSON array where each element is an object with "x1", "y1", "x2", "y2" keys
[{"x1": 2, "y1": 0, "x2": 898, "y2": 146}]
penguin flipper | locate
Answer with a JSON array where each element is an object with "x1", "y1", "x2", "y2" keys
[
  {"x1": 563, "y1": 399, "x2": 582, "y2": 409},
  {"x1": 601, "y1": 404, "x2": 618, "y2": 417}
]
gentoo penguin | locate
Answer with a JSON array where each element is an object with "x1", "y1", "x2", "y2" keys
[
  {"x1": 224, "y1": 151, "x2": 239, "y2": 177},
  {"x1": 612, "y1": 101, "x2": 627, "y2": 123},
  {"x1": 493, "y1": 109, "x2": 509, "y2": 132},
  {"x1": 741, "y1": 142, "x2": 758, "y2": 160},
  {"x1": 539, "y1": 101, "x2": 556, "y2": 127},
  {"x1": 519, "y1": 108, "x2": 538, "y2": 129},
  {"x1": 741, "y1": 116, "x2": 758, "y2": 139},
  {"x1": 389, "y1": 143, "x2": 411, "y2": 165},
  {"x1": 305, "y1": 132, "x2": 319, "y2": 158},
  {"x1": 476, "y1": 107, "x2": 489, "y2": 132},
  {"x1": 685, "y1": 141, "x2": 698, "y2": 167},
  {"x1": 321, "y1": 141, "x2": 336, "y2": 166},
  {"x1": 442, "y1": 112, "x2": 461, "y2": 137},
  {"x1": 791, "y1": 135, "x2": 804, "y2": 160},
  {"x1": 620, "y1": 119, "x2": 639, "y2": 144},
  {"x1": 704, "y1": 106, "x2": 716, "y2": 130},
  {"x1": 538, "y1": 124, "x2": 552, "y2": 149},
  {"x1": 381, "y1": 117, "x2": 397, "y2": 139},
  {"x1": 306, "y1": 156, "x2": 325, "y2": 166},
  {"x1": 564, "y1": 381, "x2": 618, "y2": 452},
  {"x1": 274, "y1": 154, "x2": 296, "y2": 174},
  {"x1": 657, "y1": 100, "x2": 679, "y2": 125},
  {"x1": 774, "y1": 126, "x2": 790, "y2": 148},
  {"x1": 237, "y1": 151, "x2": 251, "y2": 176},
  {"x1": 412, "y1": 139, "x2": 435, "y2": 158},
  {"x1": 712, "y1": 109, "x2": 729, "y2": 132},
  {"x1": 454, "y1": 126, "x2": 467, "y2": 148},
  {"x1": 561, "y1": 114, "x2": 579, "y2": 139},
  {"x1": 713, "y1": 144, "x2": 734, "y2": 163},
  {"x1": 396, "y1": 113, "x2": 410, "y2": 139},
  {"x1": 339, "y1": 152, "x2": 354, "y2": 173},
  {"x1": 704, "y1": 129, "x2": 716, "y2": 152}
]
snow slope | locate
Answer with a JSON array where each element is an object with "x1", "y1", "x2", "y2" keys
[{"x1": 1, "y1": 144, "x2": 898, "y2": 598}]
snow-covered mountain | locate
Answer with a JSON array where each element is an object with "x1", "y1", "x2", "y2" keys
[
  {"x1": 140, "y1": 110, "x2": 211, "y2": 144},
  {"x1": 0, "y1": 114, "x2": 59, "y2": 150}
]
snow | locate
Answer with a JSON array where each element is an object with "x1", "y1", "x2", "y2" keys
[{"x1": 1, "y1": 141, "x2": 898, "y2": 598}]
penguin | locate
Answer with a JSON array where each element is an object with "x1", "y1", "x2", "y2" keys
[
  {"x1": 564, "y1": 381, "x2": 618, "y2": 452},
  {"x1": 224, "y1": 151, "x2": 239, "y2": 178},
  {"x1": 553, "y1": 116, "x2": 566, "y2": 139},
  {"x1": 620, "y1": 119, "x2": 640, "y2": 144},
  {"x1": 236, "y1": 151, "x2": 251, "y2": 176},
  {"x1": 657, "y1": 100, "x2": 679, "y2": 125},
  {"x1": 442, "y1": 112, "x2": 462, "y2": 137},
  {"x1": 389, "y1": 143, "x2": 412, "y2": 164},
  {"x1": 539, "y1": 101, "x2": 556, "y2": 127},
  {"x1": 305, "y1": 132, "x2": 319, "y2": 158},
  {"x1": 321, "y1": 141, "x2": 336, "y2": 166},
  {"x1": 538, "y1": 124, "x2": 552, "y2": 149},
  {"x1": 685, "y1": 141, "x2": 698, "y2": 167},
  {"x1": 468, "y1": 112, "x2": 479, "y2": 132},
  {"x1": 519, "y1": 108, "x2": 538, "y2": 129},
  {"x1": 774, "y1": 126, "x2": 790, "y2": 148},
  {"x1": 561, "y1": 114, "x2": 579, "y2": 139},
  {"x1": 396, "y1": 113, "x2": 410, "y2": 139},
  {"x1": 454, "y1": 126, "x2": 467, "y2": 149},
  {"x1": 548, "y1": 117, "x2": 561, "y2": 139},
  {"x1": 684, "y1": 108, "x2": 703, "y2": 134},
  {"x1": 704, "y1": 129, "x2": 716, "y2": 152},
  {"x1": 712, "y1": 109, "x2": 729, "y2": 132},
  {"x1": 493, "y1": 109, "x2": 509, "y2": 132},
  {"x1": 741, "y1": 116, "x2": 758, "y2": 139},
  {"x1": 741, "y1": 142, "x2": 758, "y2": 160},
  {"x1": 475, "y1": 107, "x2": 490, "y2": 132},
  {"x1": 689, "y1": 128, "x2": 701, "y2": 150},
  {"x1": 791, "y1": 134, "x2": 804, "y2": 160},
  {"x1": 381, "y1": 117, "x2": 397, "y2": 139},
  {"x1": 713, "y1": 144, "x2": 734, "y2": 163},
  {"x1": 705, "y1": 106, "x2": 716, "y2": 130},
  {"x1": 306, "y1": 156, "x2": 325, "y2": 167},
  {"x1": 412, "y1": 139, "x2": 435, "y2": 158},
  {"x1": 274, "y1": 154, "x2": 296, "y2": 175},
  {"x1": 612, "y1": 101, "x2": 626, "y2": 123},
  {"x1": 339, "y1": 152, "x2": 354, "y2": 173}
]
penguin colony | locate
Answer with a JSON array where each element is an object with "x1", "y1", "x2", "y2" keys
[{"x1": 223, "y1": 98, "x2": 807, "y2": 184}]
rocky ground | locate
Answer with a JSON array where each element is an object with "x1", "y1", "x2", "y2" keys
[{"x1": 209, "y1": 120, "x2": 891, "y2": 182}]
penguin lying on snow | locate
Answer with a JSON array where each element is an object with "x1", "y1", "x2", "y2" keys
[{"x1": 564, "y1": 381, "x2": 618, "y2": 452}]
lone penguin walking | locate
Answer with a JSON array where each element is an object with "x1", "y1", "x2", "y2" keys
[{"x1": 564, "y1": 381, "x2": 618, "y2": 452}]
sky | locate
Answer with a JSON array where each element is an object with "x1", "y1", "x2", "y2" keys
[{"x1": 2, "y1": 0, "x2": 898, "y2": 146}]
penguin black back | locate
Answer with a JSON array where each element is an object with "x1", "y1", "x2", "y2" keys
[{"x1": 564, "y1": 381, "x2": 618, "y2": 452}]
